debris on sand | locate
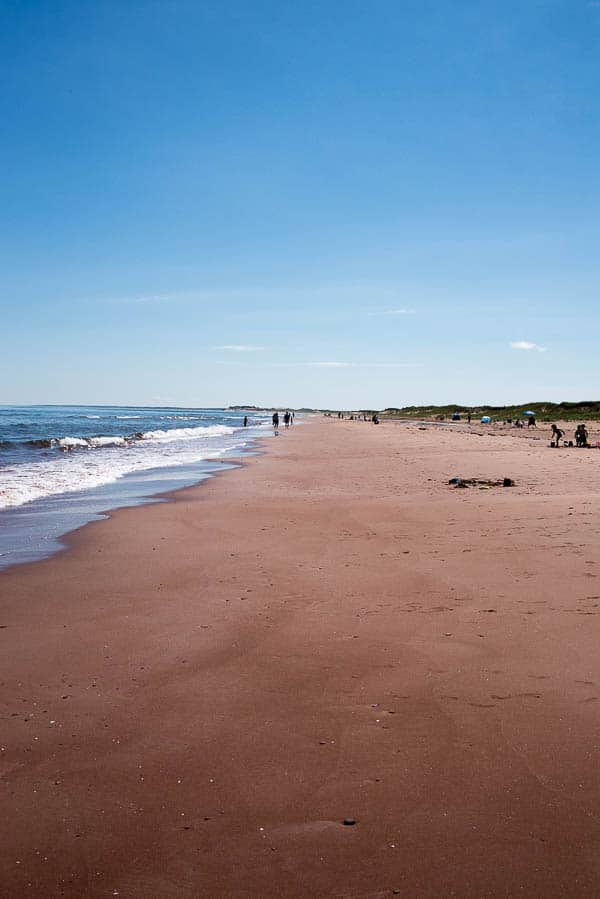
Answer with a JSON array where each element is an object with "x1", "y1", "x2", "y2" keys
[{"x1": 448, "y1": 477, "x2": 515, "y2": 489}]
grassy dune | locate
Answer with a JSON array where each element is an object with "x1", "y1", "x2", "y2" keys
[{"x1": 374, "y1": 401, "x2": 600, "y2": 421}]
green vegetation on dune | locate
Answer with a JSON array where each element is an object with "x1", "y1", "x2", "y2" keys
[{"x1": 377, "y1": 401, "x2": 600, "y2": 421}]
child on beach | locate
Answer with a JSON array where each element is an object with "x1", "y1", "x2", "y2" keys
[
  {"x1": 575, "y1": 424, "x2": 588, "y2": 447},
  {"x1": 551, "y1": 424, "x2": 563, "y2": 447}
]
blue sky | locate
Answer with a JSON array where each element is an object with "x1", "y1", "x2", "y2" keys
[{"x1": 1, "y1": 0, "x2": 599, "y2": 409}]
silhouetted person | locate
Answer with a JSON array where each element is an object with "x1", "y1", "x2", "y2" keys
[
  {"x1": 243, "y1": 415, "x2": 248, "y2": 427},
  {"x1": 551, "y1": 424, "x2": 563, "y2": 447},
  {"x1": 272, "y1": 411, "x2": 279, "y2": 435}
]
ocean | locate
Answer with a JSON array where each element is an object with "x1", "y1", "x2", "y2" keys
[{"x1": 0, "y1": 404, "x2": 274, "y2": 570}]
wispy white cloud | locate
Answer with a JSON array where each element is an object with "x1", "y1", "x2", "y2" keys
[
  {"x1": 368, "y1": 362, "x2": 422, "y2": 368},
  {"x1": 112, "y1": 289, "x2": 231, "y2": 306},
  {"x1": 119, "y1": 293, "x2": 177, "y2": 304},
  {"x1": 510, "y1": 341, "x2": 546, "y2": 353},
  {"x1": 305, "y1": 361, "x2": 353, "y2": 368},
  {"x1": 213, "y1": 344, "x2": 264, "y2": 352},
  {"x1": 302, "y1": 361, "x2": 422, "y2": 369},
  {"x1": 215, "y1": 359, "x2": 422, "y2": 369},
  {"x1": 369, "y1": 308, "x2": 416, "y2": 317}
]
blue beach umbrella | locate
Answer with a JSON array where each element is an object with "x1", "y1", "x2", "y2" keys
[
  {"x1": 481, "y1": 416, "x2": 491, "y2": 423},
  {"x1": 523, "y1": 410, "x2": 536, "y2": 416}
]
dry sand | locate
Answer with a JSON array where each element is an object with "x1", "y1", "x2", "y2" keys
[{"x1": 2, "y1": 418, "x2": 600, "y2": 898}]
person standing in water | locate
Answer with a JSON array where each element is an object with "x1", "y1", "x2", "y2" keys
[{"x1": 243, "y1": 415, "x2": 248, "y2": 427}]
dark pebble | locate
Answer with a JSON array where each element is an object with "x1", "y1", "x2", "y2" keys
[{"x1": 343, "y1": 818, "x2": 356, "y2": 826}]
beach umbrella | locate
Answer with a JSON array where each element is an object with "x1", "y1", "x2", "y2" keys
[
  {"x1": 481, "y1": 416, "x2": 491, "y2": 423},
  {"x1": 522, "y1": 410, "x2": 536, "y2": 416}
]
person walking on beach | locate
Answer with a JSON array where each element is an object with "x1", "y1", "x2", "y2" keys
[
  {"x1": 284, "y1": 411, "x2": 290, "y2": 428},
  {"x1": 243, "y1": 415, "x2": 248, "y2": 427},
  {"x1": 272, "y1": 411, "x2": 279, "y2": 435}
]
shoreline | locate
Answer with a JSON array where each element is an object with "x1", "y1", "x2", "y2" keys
[
  {"x1": 3, "y1": 417, "x2": 600, "y2": 897},
  {"x1": 55, "y1": 445, "x2": 263, "y2": 570},
  {"x1": 0, "y1": 435, "x2": 269, "y2": 573}
]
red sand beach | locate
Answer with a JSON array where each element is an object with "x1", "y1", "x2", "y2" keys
[{"x1": 2, "y1": 418, "x2": 600, "y2": 898}]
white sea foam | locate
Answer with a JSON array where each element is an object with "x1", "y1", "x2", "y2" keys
[
  {"x1": 46, "y1": 425, "x2": 234, "y2": 452},
  {"x1": 160, "y1": 415, "x2": 204, "y2": 421},
  {"x1": 142, "y1": 425, "x2": 234, "y2": 442},
  {"x1": 54, "y1": 435, "x2": 129, "y2": 448},
  {"x1": 56, "y1": 437, "x2": 89, "y2": 448},
  {"x1": 0, "y1": 440, "x2": 235, "y2": 509},
  {"x1": 89, "y1": 436, "x2": 129, "y2": 447}
]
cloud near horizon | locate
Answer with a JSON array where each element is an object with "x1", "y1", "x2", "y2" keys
[
  {"x1": 510, "y1": 341, "x2": 546, "y2": 353},
  {"x1": 118, "y1": 293, "x2": 176, "y2": 304},
  {"x1": 213, "y1": 344, "x2": 264, "y2": 352},
  {"x1": 214, "y1": 360, "x2": 422, "y2": 369},
  {"x1": 369, "y1": 308, "x2": 416, "y2": 316},
  {"x1": 305, "y1": 361, "x2": 422, "y2": 369}
]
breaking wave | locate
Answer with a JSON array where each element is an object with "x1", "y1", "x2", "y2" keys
[
  {"x1": 22, "y1": 424, "x2": 236, "y2": 453},
  {"x1": 0, "y1": 424, "x2": 240, "y2": 509}
]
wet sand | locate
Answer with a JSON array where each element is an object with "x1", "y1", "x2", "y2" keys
[{"x1": 2, "y1": 417, "x2": 600, "y2": 898}]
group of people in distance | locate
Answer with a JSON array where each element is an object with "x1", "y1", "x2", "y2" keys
[
  {"x1": 242, "y1": 411, "x2": 295, "y2": 434},
  {"x1": 271, "y1": 410, "x2": 294, "y2": 435},
  {"x1": 331, "y1": 411, "x2": 379, "y2": 423},
  {"x1": 551, "y1": 423, "x2": 589, "y2": 447}
]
